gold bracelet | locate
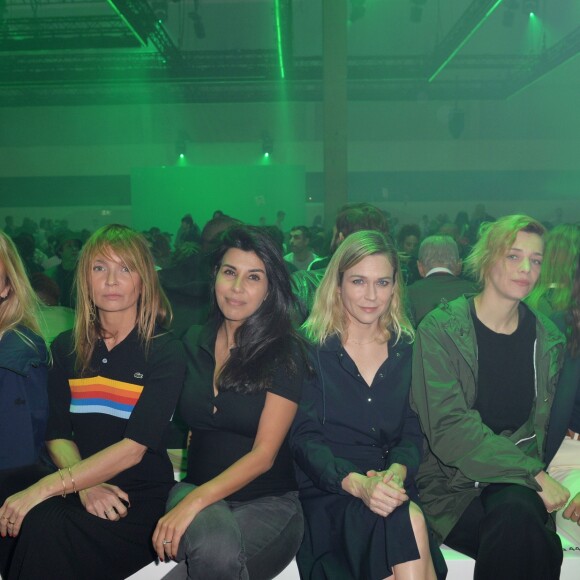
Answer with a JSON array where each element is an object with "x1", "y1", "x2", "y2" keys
[
  {"x1": 57, "y1": 469, "x2": 67, "y2": 498},
  {"x1": 67, "y1": 466, "x2": 77, "y2": 494}
]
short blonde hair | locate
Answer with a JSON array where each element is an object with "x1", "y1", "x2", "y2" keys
[
  {"x1": 464, "y1": 214, "x2": 545, "y2": 287},
  {"x1": 303, "y1": 230, "x2": 414, "y2": 345},
  {"x1": 0, "y1": 230, "x2": 42, "y2": 338},
  {"x1": 74, "y1": 224, "x2": 171, "y2": 374}
]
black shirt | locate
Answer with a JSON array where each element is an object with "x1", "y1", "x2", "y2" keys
[
  {"x1": 472, "y1": 301, "x2": 537, "y2": 435},
  {"x1": 179, "y1": 324, "x2": 304, "y2": 502},
  {"x1": 46, "y1": 328, "x2": 186, "y2": 499}
]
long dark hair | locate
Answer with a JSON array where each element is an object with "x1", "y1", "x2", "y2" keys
[
  {"x1": 211, "y1": 226, "x2": 302, "y2": 393},
  {"x1": 566, "y1": 254, "x2": 580, "y2": 358}
]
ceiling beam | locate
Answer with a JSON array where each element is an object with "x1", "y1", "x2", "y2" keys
[
  {"x1": 427, "y1": 0, "x2": 504, "y2": 82},
  {"x1": 502, "y1": 26, "x2": 580, "y2": 98},
  {"x1": 0, "y1": 16, "x2": 141, "y2": 50},
  {"x1": 106, "y1": 0, "x2": 181, "y2": 64}
]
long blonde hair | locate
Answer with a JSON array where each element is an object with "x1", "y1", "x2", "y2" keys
[
  {"x1": 0, "y1": 231, "x2": 42, "y2": 337},
  {"x1": 74, "y1": 224, "x2": 171, "y2": 374},
  {"x1": 303, "y1": 230, "x2": 414, "y2": 346},
  {"x1": 527, "y1": 224, "x2": 580, "y2": 313}
]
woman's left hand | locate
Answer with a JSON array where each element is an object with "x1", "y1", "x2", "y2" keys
[
  {"x1": 152, "y1": 501, "x2": 200, "y2": 562},
  {"x1": 563, "y1": 492, "x2": 580, "y2": 525},
  {"x1": 367, "y1": 463, "x2": 408, "y2": 489},
  {"x1": 0, "y1": 485, "x2": 44, "y2": 538}
]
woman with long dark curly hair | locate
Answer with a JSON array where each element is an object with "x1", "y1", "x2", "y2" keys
[{"x1": 153, "y1": 226, "x2": 308, "y2": 579}]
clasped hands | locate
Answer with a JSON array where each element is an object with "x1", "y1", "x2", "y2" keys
[{"x1": 343, "y1": 463, "x2": 409, "y2": 518}]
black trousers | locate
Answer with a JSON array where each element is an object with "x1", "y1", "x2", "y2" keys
[{"x1": 445, "y1": 483, "x2": 562, "y2": 580}]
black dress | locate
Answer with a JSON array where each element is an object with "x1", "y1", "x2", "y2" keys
[
  {"x1": 6, "y1": 328, "x2": 186, "y2": 580},
  {"x1": 290, "y1": 335, "x2": 434, "y2": 580}
]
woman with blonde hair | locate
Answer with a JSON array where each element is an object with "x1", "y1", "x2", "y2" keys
[
  {"x1": 0, "y1": 224, "x2": 186, "y2": 580},
  {"x1": 526, "y1": 223, "x2": 580, "y2": 315},
  {"x1": 412, "y1": 215, "x2": 568, "y2": 579},
  {"x1": 0, "y1": 231, "x2": 48, "y2": 476},
  {"x1": 290, "y1": 230, "x2": 442, "y2": 579},
  {"x1": 545, "y1": 254, "x2": 580, "y2": 544}
]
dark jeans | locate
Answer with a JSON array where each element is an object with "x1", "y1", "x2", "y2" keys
[
  {"x1": 163, "y1": 483, "x2": 304, "y2": 580},
  {"x1": 445, "y1": 483, "x2": 562, "y2": 580}
]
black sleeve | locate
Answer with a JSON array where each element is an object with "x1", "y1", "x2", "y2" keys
[
  {"x1": 289, "y1": 364, "x2": 360, "y2": 495},
  {"x1": 124, "y1": 333, "x2": 186, "y2": 451},
  {"x1": 388, "y1": 396, "x2": 423, "y2": 481},
  {"x1": 269, "y1": 341, "x2": 305, "y2": 404}
]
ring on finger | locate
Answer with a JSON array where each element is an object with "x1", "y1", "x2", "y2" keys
[{"x1": 162, "y1": 539, "x2": 172, "y2": 545}]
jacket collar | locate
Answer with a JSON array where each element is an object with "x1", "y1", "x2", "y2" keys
[
  {"x1": 0, "y1": 327, "x2": 47, "y2": 375},
  {"x1": 435, "y1": 295, "x2": 565, "y2": 373}
]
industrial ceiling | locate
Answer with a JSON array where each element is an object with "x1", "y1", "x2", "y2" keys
[{"x1": 0, "y1": 0, "x2": 578, "y2": 106}]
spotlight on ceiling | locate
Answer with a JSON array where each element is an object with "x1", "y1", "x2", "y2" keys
[
  {"x1": 522, "y1": 0, "x2": 538, "y2": 15},
  {"x1": 410, "y1": 0, "x2": 427, "y2": 24},
  {"x1": 262, "y1": 133, "x2": 273, "y2": 158}
]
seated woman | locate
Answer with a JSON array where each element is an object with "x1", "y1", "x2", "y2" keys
[
  {"x1": 411, "y1": 215, "x2": 569, "y2": 579},
  {"x1": 290, "y1": 230, "x2": 441, "y2": 580},
  {"x1": 153, "y1": 226, "x2": 307, "y2": 580},
  {"x1": 545, "y1": 253, "x2": 580, "y2": 544},
  {"x1": 526, "y1": 223, "x2": 580, "y2": 316},
  {"x1": 0, "y1": 224, "x2": 186, "y2": 579},
  {"x1": 0, "y1": 231, "x2": 49, "y2": 478}
]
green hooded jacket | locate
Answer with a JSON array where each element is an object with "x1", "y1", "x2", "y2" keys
[{"x1": 411, "y1": 296, "x2": 565, "y2": 543}]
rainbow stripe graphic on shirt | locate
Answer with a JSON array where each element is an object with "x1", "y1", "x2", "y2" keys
[{"x1": 69, "y1": 376, "x2": 143, "y2": 420}]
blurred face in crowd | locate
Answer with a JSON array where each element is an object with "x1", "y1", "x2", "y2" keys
[
  {"x1": 402, "y1": 235, "x2": 419, "y2": 255},
  {"x1": 289, "y1": 229, "x2": 309, "y2": 254}
]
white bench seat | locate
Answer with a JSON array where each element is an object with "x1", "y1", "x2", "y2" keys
[{"x1": 127, "y1": 534, "x2": 580, "y2": 580}]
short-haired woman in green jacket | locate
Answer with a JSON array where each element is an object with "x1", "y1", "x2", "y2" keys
[{"x1": 411, "y1": 214, "x2": 569, "y2": 580}]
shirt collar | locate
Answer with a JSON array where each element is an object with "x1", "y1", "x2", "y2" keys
[{"x1": 425, "y1": 267, "x2": 454, "y2": 277}]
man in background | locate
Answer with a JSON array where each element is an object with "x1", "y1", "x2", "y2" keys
[
  {"x1": 284, "y1": 226, "x2": 318, "y2": 271},
  {"x1": 406, "y1": 235, "x2": 478, "y2": 325}
]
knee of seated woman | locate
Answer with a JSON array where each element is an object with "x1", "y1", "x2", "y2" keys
[{"x1": 408, "y1": 502, "x2": 427, "y2": 530}]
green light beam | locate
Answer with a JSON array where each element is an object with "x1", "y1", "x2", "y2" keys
[
  {"x1": 274, "y1": 0, "x2": 286, "y2": 80},
  {"x1": 106, "y1": 0, "x2": 148, "y2": 47},
  {"x1": 429, "y1": 0, "x2": 504, "y2": 83}
]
